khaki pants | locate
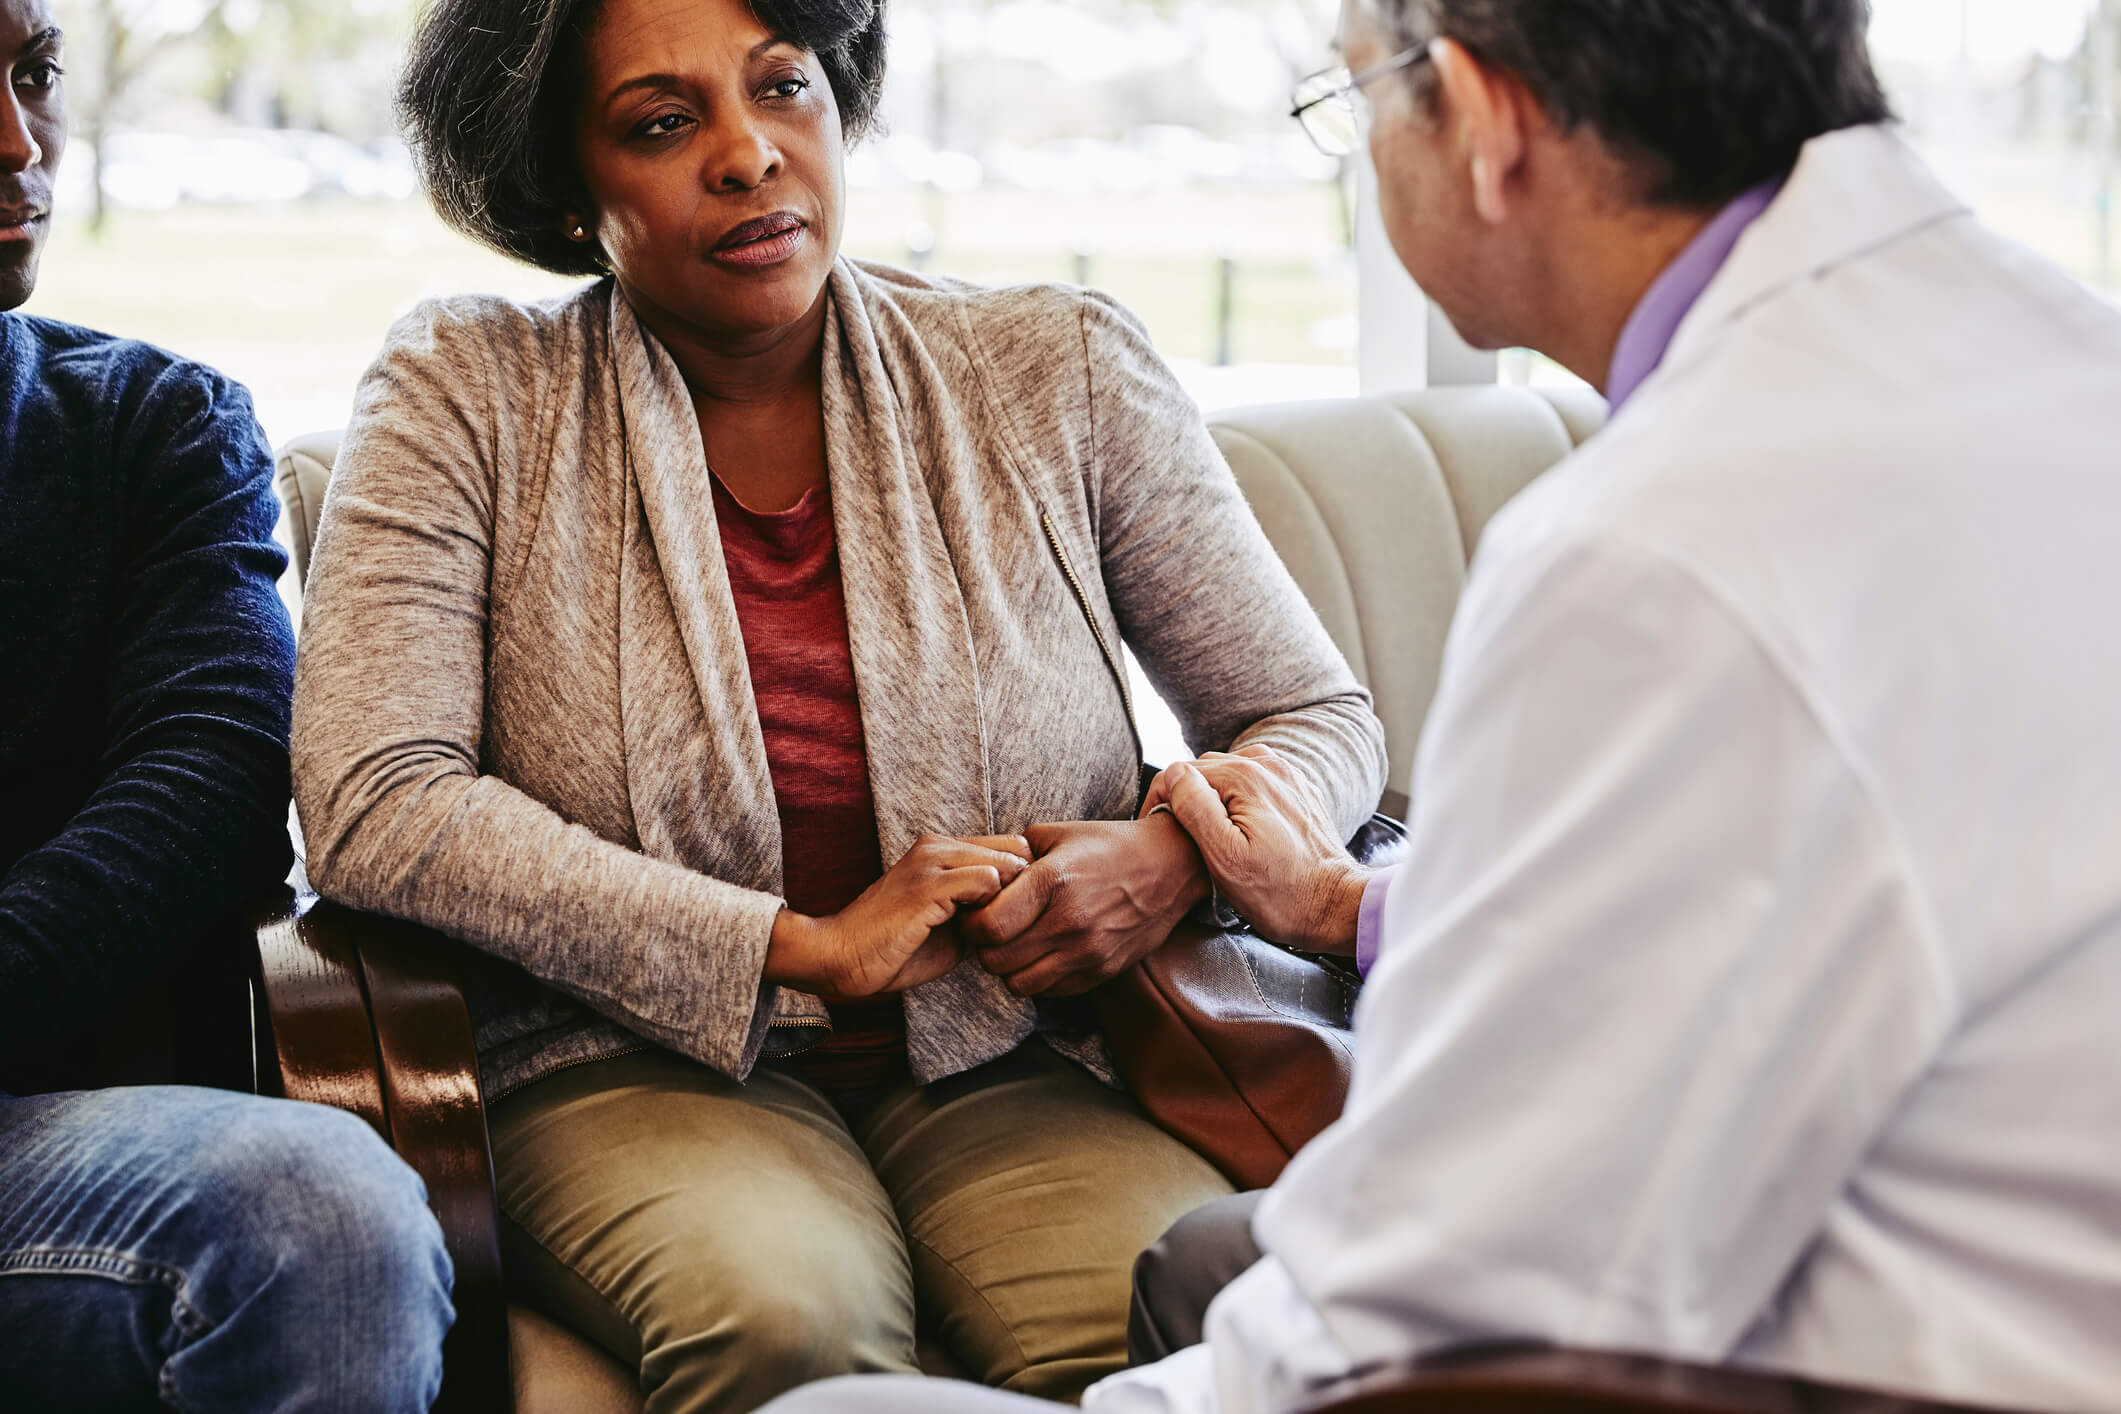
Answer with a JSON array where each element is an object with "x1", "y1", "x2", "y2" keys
[{"x1": 489, "y1": 1044, "x2": 1231, "y2": 1413}]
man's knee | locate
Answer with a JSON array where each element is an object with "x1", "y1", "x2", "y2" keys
[
  {"x1": 1129, "y1": 1190, "x2": 1267, "y2": 1365},
  {"x1": 106, "y1": 1092, "x2": 455, "y2": 1413},
  {"x1": 188, "y1": 1099, "x2": 453, "y2": 1348},
  {"x1": 207, "y1": 1099, "x2": 442, "y2": 1264}
]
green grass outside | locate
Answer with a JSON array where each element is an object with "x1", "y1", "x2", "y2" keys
[{"x1": 29, "y1": 184, "x2": 1358, "y2": 445}]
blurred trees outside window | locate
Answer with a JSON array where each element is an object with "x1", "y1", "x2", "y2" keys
[{"x1": 70, "y1": 0, "x2": 414, "y2": 230}]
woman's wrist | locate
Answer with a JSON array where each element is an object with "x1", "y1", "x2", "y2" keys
[
  {"x1": 763, "y1": 907, "x2": 829, "y2": 991},
  {"x1": 1138, "y1": 808, "x2": 1213, "y2": 916}
]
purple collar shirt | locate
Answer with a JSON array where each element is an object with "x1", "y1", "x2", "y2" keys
[
  {"x1": 1353, "y1": 175, "x2": 1785, "y2": 976},
  {"x1": 1604, "y1": 176, "x2": 1785, "y2": 411}
]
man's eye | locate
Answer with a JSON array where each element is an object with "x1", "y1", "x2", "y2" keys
[{"x1": 16, "y1": 61, "x2": 62, "y2": 92}]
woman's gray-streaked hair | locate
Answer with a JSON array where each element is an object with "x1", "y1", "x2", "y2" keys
[
  {"x1": 398, "y1": 0, "x2": 887, "y2": 277},
  {"x1": 1358, "y1": 0, "x2": 1891, "y2": 208}
]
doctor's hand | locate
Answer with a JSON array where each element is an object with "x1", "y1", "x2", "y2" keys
[
  {"x1": 959, "y1": 815, "x2": 1211, "y2": 996},
  {"x1": 766, "y1": 834, "x2": 1032, "y2": 1000},
  {"x1": 1152, "y1": 746, "x2": 1371, "y2": 954}
]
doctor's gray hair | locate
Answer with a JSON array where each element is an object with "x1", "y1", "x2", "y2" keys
[
  {"x1": 398, "y1": 0, "x2": 888, "y2": 276},
  {"x1": 1364, "y1": 0, "x2": 1892, "y2": 209}
]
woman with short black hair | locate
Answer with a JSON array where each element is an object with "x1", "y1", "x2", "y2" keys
[
  {"x1": 398, "y1": 0, "x2": 890, "y2": 279},
  {"x1": 294, "y1": 0, "x2": 1386, "y2": 1406}
]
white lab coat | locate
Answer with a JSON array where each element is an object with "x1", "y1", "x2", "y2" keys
[{"x1": 1090, "y1": 124, "x2": 2121, "y2": 1414}]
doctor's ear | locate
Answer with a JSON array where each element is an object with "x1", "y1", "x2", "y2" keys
[{"x1": 1430, "y1": 38, "x2": 1527, "y2": 226}]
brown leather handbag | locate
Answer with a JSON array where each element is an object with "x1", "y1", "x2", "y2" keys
[{"x1": 1096, "y1": 814, "x2": 1410, "y2": 1190}]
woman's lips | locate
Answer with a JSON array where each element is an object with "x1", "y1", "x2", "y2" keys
[{"x1": 708, "y1": 220, "x2": 806, "y2": 270}]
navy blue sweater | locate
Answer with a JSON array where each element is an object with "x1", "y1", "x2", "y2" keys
[{"x1": 0, "y1": 314, "x2": 295, "y2": 1093}]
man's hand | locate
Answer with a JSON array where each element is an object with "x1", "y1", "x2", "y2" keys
[
  {"x1": 960, "y1": 814, "x2": 1211, "y2": 997},
  {"x1": 766, "y1": 834, "x2": 1033, "y2": 999},
  {"x1": 1153, "y1": 746, "x2": 1370, "y2": 953}
]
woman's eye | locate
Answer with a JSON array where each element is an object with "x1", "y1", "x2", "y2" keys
[
  {"x1": 15, "y1": 61, "x2": 61, "y2": 92},
  {"x1": 766, "y1": 76, "x2": 810, "y2": 100},
  {"x1": 635, "y1": 112, "x2": 692, "y2": 138}
]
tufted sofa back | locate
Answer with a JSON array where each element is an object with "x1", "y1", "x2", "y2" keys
[
  {"x1": 1206, "y1": 385, "x2": 1604, "y2": 816},
  {"x1": 275, "y1": 383, "x2": 1603, "y2": 816}
]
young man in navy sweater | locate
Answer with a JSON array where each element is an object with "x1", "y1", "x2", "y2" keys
[{"x1": 0, "y1": 3, "x2": 453, "y2": 1407}]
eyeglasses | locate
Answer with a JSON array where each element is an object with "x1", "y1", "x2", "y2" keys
[{"x1": 1289, "y1": 47, "x2": 1430, "y2": 157}]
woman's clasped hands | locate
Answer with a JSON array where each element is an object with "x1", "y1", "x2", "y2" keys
[
  {"x1": 763, "y1": 812, "x2": 1218, "y2": 1002},
  {"x1": 759, "y1": 743, "x2": 1365, "y2": 1005},
  {"x1": 959, "y1": 813, "x2": 1211, "y2": 997},
  {"x1": 764, "y1": 834, "x2": 1035, "y2": 1001}
]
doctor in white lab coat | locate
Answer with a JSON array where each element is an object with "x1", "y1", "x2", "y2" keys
[{"x1": 761, "y1": 0, "x2": 2121, "y2": 1410}]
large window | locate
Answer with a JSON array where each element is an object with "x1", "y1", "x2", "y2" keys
[
  {"x1": 40, "y1": 0, "x2": 1355, "y2": 446},
  {"x1": 1878, "y1": 0, "x2": 2118, "y2": 290},
  {"x1": 35, "y1": 1, "x2": 2119, "y2": 443}
]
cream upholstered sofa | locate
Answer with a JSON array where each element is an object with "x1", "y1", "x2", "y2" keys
[{"x1": 258, "y1": 385, "x2": 1607, "y2": 1414}]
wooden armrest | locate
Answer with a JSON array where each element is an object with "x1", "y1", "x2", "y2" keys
[
  {"x1": 252, "y1": 894, "x2": 389, "y2": 1128},
  {"x1": 1304, "y1": 1346, "x2": 2027, "y2": 1414},
  {"x1": 252, "y1": 898, "x2": 513, "y2": 1414}
]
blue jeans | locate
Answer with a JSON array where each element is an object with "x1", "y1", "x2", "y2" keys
[{"x1": 0, "y1": 1086, "x2": 454, "y2": 1412}]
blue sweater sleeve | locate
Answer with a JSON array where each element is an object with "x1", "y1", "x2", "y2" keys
[{"x1": 0, "y1": 361, "x2": 295, "y2": 1086}]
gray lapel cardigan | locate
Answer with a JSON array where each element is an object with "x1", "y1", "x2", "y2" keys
[{"x1": 292, "y1": 260, "x2": 1386, "y2": 1102}]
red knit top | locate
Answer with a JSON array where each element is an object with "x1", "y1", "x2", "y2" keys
[{"x1": 711, "y1": 473, "x2": 908, "y2": 1093}]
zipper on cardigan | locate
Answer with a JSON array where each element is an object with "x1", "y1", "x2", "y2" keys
[
  {"x1": 1040, "y1": 512, "x2": 1142, "y2": 750},
  {"x1": 762, "y1": 1015, "x2": 832, "y2": 1059},
  {"x1": 485, "y1": 1042, "x2": 652, "y2": 1106}
]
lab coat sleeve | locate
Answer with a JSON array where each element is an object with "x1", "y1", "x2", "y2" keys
[{"x1": 1108, "y1": 523, "x2": 1958, "y2": 1414}]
